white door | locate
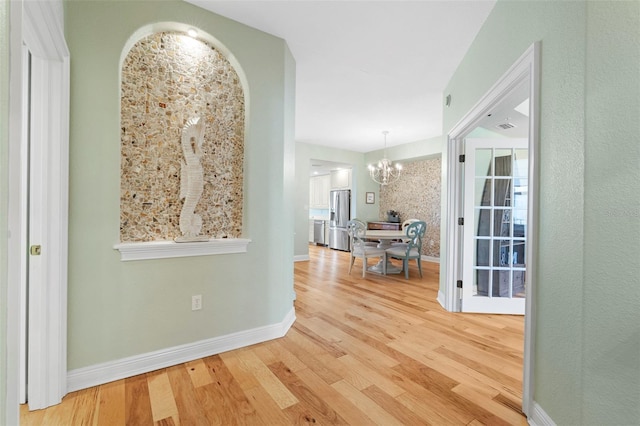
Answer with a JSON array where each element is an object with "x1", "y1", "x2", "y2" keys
[
  {"x1": 26, "y1": 52, "x2": 52, "y2": 407},
  {"x1": 12, "y1": 0, "x2": 71, "y2": 411},
  {"x1": 19, "y1": 46, "x2": 58, "y2": 406},
  {"x1": 462, "y1": 138, "x2": 528, "y2": 314},
  {"x1": 18, "y1": 46, "x2": 31, "y2": 405}
]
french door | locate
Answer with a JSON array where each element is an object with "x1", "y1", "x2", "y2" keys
[{"x1": 462, "y1": 138, "x2": 528, "y2": 314}]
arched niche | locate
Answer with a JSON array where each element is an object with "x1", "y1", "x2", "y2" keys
[{"x1": 119, "y1": 23, "x2": 247, "y2": 243}]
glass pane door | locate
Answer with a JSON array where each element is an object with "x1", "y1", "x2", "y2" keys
[{"x1": 462, "y1": 138, "x2": 528, "y2": 314}]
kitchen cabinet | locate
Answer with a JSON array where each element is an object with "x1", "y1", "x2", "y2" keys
[
  {"x1": 330, "y1": 169, "x2": 351, "y2": 190},
  {"x1": 309, "y1": 175, "x2": 330, "y2": 209}
]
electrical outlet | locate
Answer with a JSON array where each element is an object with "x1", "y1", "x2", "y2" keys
[{"x1": 191, "y1": 295, "x2": 202, "y2": 311}]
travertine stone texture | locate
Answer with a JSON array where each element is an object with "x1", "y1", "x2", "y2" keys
[
  {"x1": 380, "y1": 157, "x2": 441, "y2": 258},
  {"x1": 120, "y1": 32, "x2": 244, "y2": 242}
]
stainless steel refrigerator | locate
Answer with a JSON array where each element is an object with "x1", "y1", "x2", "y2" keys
[{"x1": 329, "y1": 189, "x2": 351, "y2": 251}]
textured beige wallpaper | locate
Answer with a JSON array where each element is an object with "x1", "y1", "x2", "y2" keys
[
  {"x1": 379, "y1": 157, "x2": 441, "y2": 258},
  {"x1": 120, "y1": 32, "x2": 244, "y2": 242}
]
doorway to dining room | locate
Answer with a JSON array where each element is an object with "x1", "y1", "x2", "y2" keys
[{"x1": 444, "y1": 43, "x2": 539, "y2": 417}]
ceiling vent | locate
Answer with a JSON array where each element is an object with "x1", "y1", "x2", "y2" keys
[{"x1": 496, "y1": 123, "x2": 516, "y2": 130}]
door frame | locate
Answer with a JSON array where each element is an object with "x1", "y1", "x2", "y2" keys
[
  {"x1": 443, "y1": 42, "x2": 540, "y2": 416},
  {"x1": 7, "y1": 0, "x2": 69, "y2": 417}
]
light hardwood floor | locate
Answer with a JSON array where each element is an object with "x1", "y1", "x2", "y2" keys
[{"x1": 21, "y1": 245, "x2": 526, "y2": 425}]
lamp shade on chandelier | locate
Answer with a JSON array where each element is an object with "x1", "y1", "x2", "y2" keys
[{"x1": 368, "y1": 131, "x2": 402, "y2": 185}]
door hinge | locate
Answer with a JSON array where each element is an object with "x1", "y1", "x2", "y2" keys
[
  {"x1": 457, "y1": 280, "x2": 463, "y2": 288},
  {"x1": 458, "y1": 217, "x2": 464, "y2": 226},
  {"x1": 459, "y1": 154, "x2": 465, "y2": 163}
]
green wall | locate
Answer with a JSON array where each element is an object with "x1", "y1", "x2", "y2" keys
[
  {"x1": 444, "y1": 1, "x2": 639, "y2": 423},
  {"x1": 583, "y1": 2, "x2": 640, "y2": 423},
  {"x1": 283, "y1": 43, "x2": 297, "y2": 298},
  {"x1": 363, "y1": 135, "x2": 443, "y2": 167},
  {"x1": 65, "y1": 1, "x2": 295, "y2": 370},
  {"x1": 0, "y1": 0, "x2": 10, "y2": 420}
]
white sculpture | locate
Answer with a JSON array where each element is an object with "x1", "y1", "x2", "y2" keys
[{"x1": 175, "y1": 117, "x2": 209, "y2": 242}]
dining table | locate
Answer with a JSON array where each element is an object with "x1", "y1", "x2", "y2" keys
[{"x1": 364, "y1": 229, "x2": 406, "y2": 274}]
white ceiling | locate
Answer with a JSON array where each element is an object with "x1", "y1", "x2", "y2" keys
[{"x1": 186, "y1": 0, "x2": 496, "y2": 152}]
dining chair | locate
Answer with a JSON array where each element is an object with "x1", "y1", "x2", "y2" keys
[
  {"x1": 390, "y1": 218, "x2": 420, "y2": 249},
  {"x1": 386, "y1": 221, "x2": 426, "y2": 279},
  {"x1": 347, "y1": 220, "x2": 387, "y2": 277},
  {"x1": 351, "y1": 218, "x2": 378, "y2": 247}
]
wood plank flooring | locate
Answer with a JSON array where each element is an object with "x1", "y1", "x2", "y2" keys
[{"x1": 20, "y1": 245, "x2": 526, "y2": 425}]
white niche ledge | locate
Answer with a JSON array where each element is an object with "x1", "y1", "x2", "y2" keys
[{"x1": 114, "y1": 238, "x2": 251, "y2": 261}]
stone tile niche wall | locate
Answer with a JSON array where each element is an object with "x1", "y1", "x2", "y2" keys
[
  {"x1": 120, "y1": 32, "x2": 244, "y2": 242},
  {"x1": 379, "y1": 157, "x2": 441, "y2": 258}
]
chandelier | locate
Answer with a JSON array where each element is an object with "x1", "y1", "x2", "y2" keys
[{"x1": 368, "y1": 131, "x2": 402, "y2": 185}]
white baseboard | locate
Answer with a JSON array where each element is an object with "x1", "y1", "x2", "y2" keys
[
  {"x1": 437, "y1": 290, "x2": 447, "y2": 310},
  {"x1": 421, "y1": 255, "x2": 440, "y2": 263},
  {"x1": 294, "y1": 254, "x2": 310, "y2": 262},
  {"x1": 67, "y1": 307, "x2": 296, "y2": 393},
  {"x1": 528, "y1": 401, "x2": 556, "y2": 426}
]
